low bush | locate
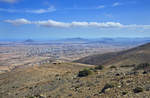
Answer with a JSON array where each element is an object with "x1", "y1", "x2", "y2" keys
[
  {"x1": 110, "y1": 65, "x2": 116, "y2": 69},
  {"x1": 78, "y1": 68, "x2": 93, "y2": 77},
  {"x1": 95, "y1": 65, "x2": 104, "y2": 70}
]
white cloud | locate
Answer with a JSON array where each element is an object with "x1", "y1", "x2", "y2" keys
[
  {"x1": 4, "y1": 19, "x2": 150, "y2": 29},
  {"x1": 97, "y1": 5, "x2": 105, "y2": 9},
  {"x1": 34, "y1": 20, "x2": 70, "y2": 28},
  {"x1": 89, "y1": 22, "x2": 123, "y2": 28},
  {"x1": 0, "y1": 6, "x2": 56, "y2": 14},
  {"x1": 71, "y1": 22, "x2": 89, "y2": 27},
  {"x1": 4, "y1": 18, "x2": 31, "y2": 25},
  {"x1": 70, "y1": 22, "x2": 123, "y2": 28},
  {"x1": 34, "y1": 20, "x2": 123, "y2": 28},
  {"x1": 112, "y1": 2, "x2": 121, "y2": 7},
  {"x1": 0, "y1": 0, "x2": 18, "y2": 3},
  {"x1": 25, "y1": 6, "x2": 56, "y2": 14}
]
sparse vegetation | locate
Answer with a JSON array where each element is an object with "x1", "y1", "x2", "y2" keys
[
  {"x1": 78, "y1": 68, "x2": 94, "y2": 77},
  {"x1": 133, "y1": 87, "x2": 143, "y2": 93}
]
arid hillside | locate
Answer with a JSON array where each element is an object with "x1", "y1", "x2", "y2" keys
[
  {"x1": 0, "y1": 43, "x2": 150, "y2": 98},
  {"x1": 0, "y1": 62, "x2": 150, "y2": 98},
  {"x1": 75, "y1": 43, "x2": 150, "y2": 66}
]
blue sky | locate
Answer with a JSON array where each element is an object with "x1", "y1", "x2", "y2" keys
[{"x1": 0, "y1": 0, "x2": 150, "y2": 40}]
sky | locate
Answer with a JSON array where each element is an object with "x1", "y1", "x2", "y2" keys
[{"x1": 0, "y1": 0, "x2": 150, "y2": 40}]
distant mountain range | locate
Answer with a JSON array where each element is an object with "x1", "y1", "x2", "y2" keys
[
  {"x1": 17, "y1": 37, "x2": 150, "y2": 46},
  {"x1": 56, "y1": 37, "x2": 150, "y2": 44},
  {"x1": 88, "y1": 38, "x2": 150, "y2": 45}
]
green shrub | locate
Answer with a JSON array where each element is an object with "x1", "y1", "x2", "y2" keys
[
  {"x1": 95, "y1": 65, "x2": 104, "y2": 70},
  {"x1": 78, "y1": 68, "x2": 93, "y2": 77},
  {"x1": 133, "y1": 87, "x2": 143, "y2": 93}
]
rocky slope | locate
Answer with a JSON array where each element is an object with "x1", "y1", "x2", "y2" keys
[{"x1": 0, "y1": 62, "x2": 150, "y2": 98}]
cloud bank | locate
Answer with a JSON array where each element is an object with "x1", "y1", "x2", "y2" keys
[{"x1": 4, "y1": 18, "x2": 150, "y2": 29}]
